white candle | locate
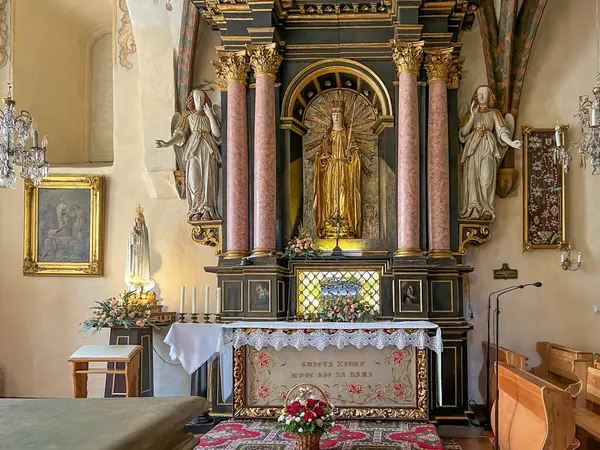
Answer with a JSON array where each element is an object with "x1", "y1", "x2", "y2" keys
[
  {"x1": 192, "y1": 285, "x2": 197, "y2": 314},
  {"x1": 554, "y1": 125, "x2": 562, "y2": 147},
  {"x1": 561, "y1": 253, "x2": 566, "y2": 263},
  {"x1": 592, "y1": 107, "x2": 598, "y2": 126},
  {"x1": 216, "y1": 287, "x2": 222, "y2": 314},
  {"x1": 577, "y1": 252, "x2": 582, "y2": 264},
  {"x1": 205, "y1": 286, "x2": 210, "y2": 314},
  {"x1": 180, "y1": 286, "x2": 185, "y2": 313}
]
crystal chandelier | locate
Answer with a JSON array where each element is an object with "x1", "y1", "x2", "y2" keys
[
  {"x1": 567, "y1": 0, "x2": 600, "y2": 174},
  {"x1": 0, "y1": 84, "x2": 49, "y2": 189}
]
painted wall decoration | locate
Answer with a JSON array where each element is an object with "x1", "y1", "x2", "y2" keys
[{"x1": 23, "y1": 175, "x2": 104, "y2": 276}]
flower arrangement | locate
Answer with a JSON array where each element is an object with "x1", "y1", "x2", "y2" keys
[
  {"x1": 304, "y1": 295, "x2": 378, "y2": 322},
  {"x1": 81, "y1": 290, "x2": 156, "y2": 333},
  {"x1": 276, "y1": 384, "x2": 334, "y2": 449},
  {"x1": 283, "y1": 224, "x2": 321, "y2": 259}
]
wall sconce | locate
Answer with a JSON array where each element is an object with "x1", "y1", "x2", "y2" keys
[{"x1": 561, "y1": 244, "x2": 582, "y2": 271}]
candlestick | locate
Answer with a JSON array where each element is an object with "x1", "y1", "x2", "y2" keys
[
  {"x1": 216, "y1": 287, "x2": 222, "y2": 314},
  {"x1": 180, "y1": 286, "x2": 185, "y2": 313},
  {"x1": 204, "y1": 285, "x2": 210, "y2": 314},
  {"x1": 214, "y1": 313, "x2": 223, "y2": 323},
  {"x1": 178, "y1": 312, "x2": 187, "y2": 323},
  {"x1": 190, "y1": 313, "x2": 199, "y2": 323},
  {"x1": 561, "y1": 253, "x2": 565, "y2": 263},
  {"x1": 203, "y1": 313, "x2": 210, "y2": 324},
  {"x1": 577, "y1": 252, "x2": 582, "y2": 264},
  {"x1": 192, "y1": 285, "x2": 197, "y2": 314},
  {"x1": 592, "y1": 107, "x2": 598, "y2": 126}
]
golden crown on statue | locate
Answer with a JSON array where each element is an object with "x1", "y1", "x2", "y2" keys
[{"x1": 135, "y1": 204, "x2": 144, "y2": 215}]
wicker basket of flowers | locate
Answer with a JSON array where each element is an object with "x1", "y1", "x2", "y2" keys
[{"x1": 276, "y1": 383, "x2": 335, "y2": 450}]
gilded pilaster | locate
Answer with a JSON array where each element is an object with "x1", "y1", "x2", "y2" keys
[
  {"x1": 392, "y1": 41, "x2": 424, "y2": 77},
  {"x1": 447, "y1": 59, "x2": 464, "y2": 90},
  {"x1": 248, "y1": 43, "x2": 283, "y2": 79},
  {"x1": 425, "y1": 48, "x2": 454, "y2": 84}
]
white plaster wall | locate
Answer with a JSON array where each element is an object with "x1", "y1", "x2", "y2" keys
[
  {"x1": 90, "y1": 33, "x2": 114, "y2": 163},
  {"x1": 0, "y1": 32, "x2": 219, "y2": 398},
  {"x1": 459, "y1": 0, "x2": 600, "y2": 404}
]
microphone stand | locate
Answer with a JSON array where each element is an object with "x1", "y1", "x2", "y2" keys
[{"x1": 493, "y1": 282, "x2": 542, "y2": 450}]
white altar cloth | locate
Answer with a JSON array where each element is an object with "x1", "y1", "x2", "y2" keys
[
  {"x1": 164, "y1": 323, "x2": 223, "y2": 374},
  {"x1": 217, "y1": 321, "x2": 443, "y2": 406}
]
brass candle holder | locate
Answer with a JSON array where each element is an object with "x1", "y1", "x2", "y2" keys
[
  {"x1": 190, "y1": 313, "x2": 199, "y2": 323},
  {"x1": 178, "y1": 312, "x2": 187, "y2": 323},
  {"x1": 203, "y1": 313, "x2": 210, "y2": 324},
  {"x1": 214, "y1": 313, "x2": 223, "y2": 324}
]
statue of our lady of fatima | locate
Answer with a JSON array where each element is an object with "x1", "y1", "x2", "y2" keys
[{"x1": 125, "y1": 205, "x2": 155, "y2": 293}]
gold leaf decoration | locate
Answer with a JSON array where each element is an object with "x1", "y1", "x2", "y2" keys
[
  {"x1": 118, "y1": 0, "x2": 137, "y2": 69},
  {"x1": 392, "y1": 41, "x2": 424, "y2": 77},
  {"x1": 424, "y1": 48, "x2": 453, "y2": 84},
  {"x1": 248, "y1": 43, "x2": 283, "y2": 79}
]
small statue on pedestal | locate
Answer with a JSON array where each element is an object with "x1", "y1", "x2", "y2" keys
[
  {"x1": 125, "y1": 205, "x2": 155, "y2": 293},
  {"x1": 459, "y1": 85, "x2": 522, "y2": 222}
]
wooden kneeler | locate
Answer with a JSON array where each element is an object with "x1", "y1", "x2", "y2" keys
[{"x1": 69, "y1": 345, "x2": 142, "y2": 398}]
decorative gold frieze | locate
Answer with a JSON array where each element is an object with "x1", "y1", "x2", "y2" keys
[
  {"x1": 212, "y1": 50, "x2": 250, "y2": 86},
  {"x1": 392, "y1": 41, "x2": 424, "y2": 77},
  {"x1": 248, "y1": 43, "x2": 283, "y2": 79},
  {"x1": 457, "y1": 219, "x2": 491, "y2": 255},
  {"x1": 424, "y1": 48, "x2": 453, "y2": 84},
  {"x1": 447, "y1": 58, "x2": 464, "y2": 89},
  {"x1": 117, "y1": 0, "x2": 136, "y2": 69}
]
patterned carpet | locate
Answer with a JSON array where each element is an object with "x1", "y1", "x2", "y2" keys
[{"x1": 195, "y1": 419, "x2": 462, "y2": 449}]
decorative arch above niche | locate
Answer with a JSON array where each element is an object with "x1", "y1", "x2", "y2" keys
[{"x1": 280, "y1": 58, "x2": 394, "y2": 136}]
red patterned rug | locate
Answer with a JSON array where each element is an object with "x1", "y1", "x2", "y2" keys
[{"x1": 195, "y1": 419, "x2": 458, "y2": 449}]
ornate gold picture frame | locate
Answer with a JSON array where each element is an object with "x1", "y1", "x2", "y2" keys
[
  {"x1": 23, "y1": 175, "x2": 105, "y2": 276},
  {"x1": 522, "y1": 126, "x2": 567, "y2": 252}
]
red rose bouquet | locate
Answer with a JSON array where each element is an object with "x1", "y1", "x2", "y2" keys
[{"x1": 276, "y1": 385, "x2": 335, "y2": 441}]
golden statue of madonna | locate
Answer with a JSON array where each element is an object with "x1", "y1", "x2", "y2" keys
[{"x1": 305, "y1": 91, "x2": 376, "y2": 239}]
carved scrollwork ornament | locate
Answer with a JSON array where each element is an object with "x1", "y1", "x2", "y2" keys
[
  {"x1": 212, "y1": 50, "x2": 250, "y2": 87},
  {"x1": 392, "y1": 41, "x2": 424, "y2": 77},
  {"x1": 447, "y1": 59, "x2": 464, "y2": 89},
  {"x1": 424, "y1": 48, "x2": 454, "y2": 84},
  {"x1": 248, "y1": 43, "x2": 283, "y2": 79}
]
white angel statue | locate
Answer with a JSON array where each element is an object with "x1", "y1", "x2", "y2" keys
[
  {"x1": 459, "y1": 85, "x2": 521, "y2": 222},
  {"x1": 156, "y1": 87, "x2": 222, "y2": 221}
]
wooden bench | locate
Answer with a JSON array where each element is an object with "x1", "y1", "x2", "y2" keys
[
  {"x1": 532, "y1": 342, "x2": 594, "y2": 396},
  {"x1": 481, "y1": 341, "x2": 529, "y2": 408},
  {"x1": 492, "y1": 362, "x2": 577, "y2": 450},
  {"x1": 573, "y1": 364, "x2": 600, "y2": 449}
]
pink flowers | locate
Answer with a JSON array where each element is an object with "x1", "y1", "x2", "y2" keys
[
  {"x1": 257, "y1": 352, "x2": 271, "y2": 369},
  {"x1": 81, "y1": 290, "x2": 156, "y2": 334},
  {"x1": 283, "y1": 225, "x2": 321, "y2": 260},
  {"x1": 393, "y1": 382, "x2": 405, "y2": 398},
  {"x1": 376, "y1": 391, "x2": 383, "y2": 400},
  {"x1": 257, "y1": 385, "x2": 270, "y2": 399},
  {"x1": 347, "y1": 384, "x2": 363, "y2": 395},
  {"x1": 314, "y1": 295, "x2": 377, "y2": 323},
  {"x1": 392, "y1": 350, "x2": 405, "y2": 366}
]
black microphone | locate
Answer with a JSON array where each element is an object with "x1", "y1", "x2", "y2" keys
[{"x1": 492, "y1": 281, "x2": 542, "y2": 449}]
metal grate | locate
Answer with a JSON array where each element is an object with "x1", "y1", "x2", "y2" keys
[{"x1": 296, "y1": 269, "x2": 381, "y2": 315}]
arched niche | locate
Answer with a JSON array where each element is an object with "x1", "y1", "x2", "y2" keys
[
  {"x1": 280, "y1": 58, "x2": 396, "y2": 250},
  {"x1": 281, "y1": 58, "x2": 394, "y2": 136}
]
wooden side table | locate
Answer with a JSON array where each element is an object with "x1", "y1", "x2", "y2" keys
[{"x1": 69, "y1": 345, "x2": 142, "y2": 398}]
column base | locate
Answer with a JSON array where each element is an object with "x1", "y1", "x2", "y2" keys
[
  {"x1": 394, "y1": 248, "x2": 423, "y2": 258},
  {"x1": 223, "y1": 250, "x2": 250, "y2": 259},
  {"x1": 251, "y1": 248, "x2": 278, "y2": 258},
  {"x1": 428, "y1": 249, "x2": 453, "y2": 259}
]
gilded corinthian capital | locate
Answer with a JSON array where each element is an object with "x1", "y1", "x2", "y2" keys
[
  {"x1": 248, "y1": 43, "x2": 283, "y2": 79},
  {"x1": 212, "y1": 50, "x2": 251, "y2": 87},
  {"x1": 447, "y1": 59, "x2": 464, "y2": 89},
  {"x1": 392, "y1": 41, "x2": 424, "y2": 77},
  {"x1": 424, "y1": 48, "x2": 454, "y2": 84}
]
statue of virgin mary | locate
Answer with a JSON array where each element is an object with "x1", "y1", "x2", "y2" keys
[{"x1": 125, "y1": 205, "x2": 155, "y2": 292}]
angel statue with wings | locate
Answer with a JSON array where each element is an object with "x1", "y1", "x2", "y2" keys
[
  {"x1": 156, "y1": 87, "x2": 222, "y2": 221},
  {"x1": 459, "y1": 85, "x2": 521, "y2": 222}
]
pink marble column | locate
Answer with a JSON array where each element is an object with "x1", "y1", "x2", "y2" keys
[
  {"x1": 249, "y1": 44, "x2": 282, "y2": 257},
  {"x1": 393, "y1": 42, "x2": 423, "y2": 258},
  {"x1": 425, "y1": 49, "x2": 453, "y2": 259},
  {"x1": 214, "y1": 51, "x2": 251, "y2": 259}
]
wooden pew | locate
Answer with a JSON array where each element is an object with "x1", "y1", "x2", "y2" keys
[
  {"x1": 573, "y1": 363, "x2": 600, "y2": 449},
  {"x1": 532, "y1": 342, "x2": 594, "y2": 396},
  {"x1": 481, "y1": 341, "x2": 529, "y2": 408},
  {"x1": 492, "y1": 362, "x2": 576, "y2": 450}
]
